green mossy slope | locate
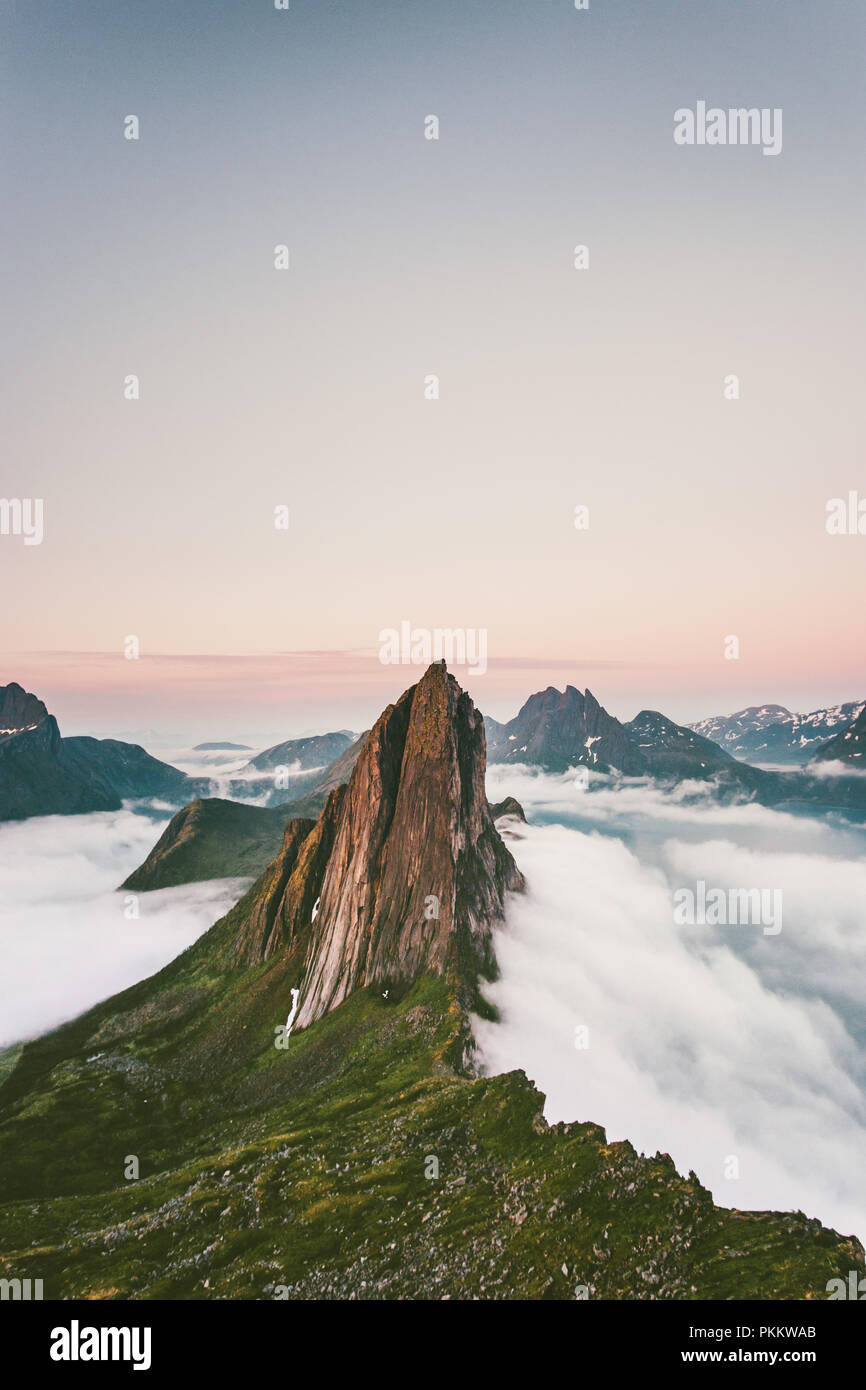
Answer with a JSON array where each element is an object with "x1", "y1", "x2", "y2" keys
[{"x1": 0, "y1": 971, "x2": 861, "y2": 1301}]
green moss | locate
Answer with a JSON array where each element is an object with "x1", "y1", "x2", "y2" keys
[{"x1": 0, "y1": 968, "x2": 861, "y2": 1301}]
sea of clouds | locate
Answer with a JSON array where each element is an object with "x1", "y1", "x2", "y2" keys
[
  {"x1": 0, "y1": 804, "x2": 249, "y2": 1049},
  {"x1": 3, "y1": 761, "x2": 864, "y2": 1245},
  {"x1": 0, "y1": 736, "x2": 333, "y2": 1052},
  {"x1": 479, "y1": 765, "x2": 866, "y2": 1243}
]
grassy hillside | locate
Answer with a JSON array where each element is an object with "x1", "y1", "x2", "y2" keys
[
  {"x1": 0, "y1": 958, "x2": 860, "y2": 1300},
  {"x1": 121, "y1": 798, "x2": 294, "y2": 891}
]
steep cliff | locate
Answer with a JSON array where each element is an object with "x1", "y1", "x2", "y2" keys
[{"x1": 226, "y1": 661, "x2": 523, "y2": 1025}]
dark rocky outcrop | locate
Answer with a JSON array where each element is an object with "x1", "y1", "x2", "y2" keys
[
  {"x1": 484, "y1": 685, "x2": 760, "y2": 787},
  {"x1": 488, "y1": 796, "x2": 526, "y2": 822},
  {"x1": 481, "y1": 685, "x2": 857, "y2": 809},
  {"x1": 60, "y1": 736, "x2": 193, "y2": 803}
]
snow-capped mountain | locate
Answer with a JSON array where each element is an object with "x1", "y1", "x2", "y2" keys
[
  {"x1": 813, "y1": 705, "x2": 866, "y2": 767},
  {"x1": 688, "y1": 701, "x2": 865, "y2": 765}
]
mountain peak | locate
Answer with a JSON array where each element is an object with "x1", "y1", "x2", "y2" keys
[
  {"x1": 228, "y1": 661, "x2": 524, "y2": 1029},
  {"x1": 486, "y1": 681, "x2": 643, "y2": 774},
  {"x1": 0, "y1": 682, "x2": 50, "y2": 737}
]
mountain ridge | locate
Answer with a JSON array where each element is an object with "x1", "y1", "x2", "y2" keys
[
  {"x1": 0, "y1": 683, "x2": 201, "y2": 821},
  {"x1": 689, "y1": 699, "x2": 865, "y2": 765}
]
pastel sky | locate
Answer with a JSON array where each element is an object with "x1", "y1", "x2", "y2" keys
[{"x1": 2, "y1": 0, "x2": 864, "y2": 738}]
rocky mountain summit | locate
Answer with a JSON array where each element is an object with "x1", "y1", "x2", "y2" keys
[
  {"x1": 486, "y1": 685, "x2": 645, "y2": 774},
  {"x1": 0, "y1": 682, "x2": 51, "y2": 740},
  {"x1": 485, "y1": 685, "x2": 766, "y2": 792},
  {"x1": 229, "y1": 661, "x2": 524, "y2": 1026}
]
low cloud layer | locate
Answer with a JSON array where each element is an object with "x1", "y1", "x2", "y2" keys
[
  {"x1": 0, "y1": 806, "x2": 248, "y2": 1048},
  {"x1": 160, "y1": 744, "x2": 328, "y2": 805},
  {"x1": 480, "y1": 767, "x2": 866, "y2": 1242}
]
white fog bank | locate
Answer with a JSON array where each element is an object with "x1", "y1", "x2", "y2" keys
[
  {"x1": 0, "y1": 806, "x2": 248, "y2": 1048},
  {"x1": 480, "y1": 768, "x2": 866, "y2": 1243}
]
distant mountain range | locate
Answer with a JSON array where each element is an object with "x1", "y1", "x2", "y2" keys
[
  {"x1": 0, "y1": 683, "x2": 200, "y2": 821},
  {"x1": 0, "y1": 684, "x2": 365, "y2": 823},
  {"x1": 193, "y1": 741, "x2": 252, "y2": 752},
  {"x1": 485, "y1": 684, "x2": 863, "y2": 797},
  {"x1": 243, "y1": 730, "x2": 355, "y2": 772},
  {"x1": 483, "y1": 684, "x2": 866, "y2": 817},
  {"x1": 4, "y1": 679, "x2": 866, "y2": 827},
  {"x1": 484, "y1": 684, "x2": 755, "y2": 782},
  {"x1": 688, "y1": 700, "x2": 865, "y2": 765},
  {"x1": 213, "y1": 731, "x2": 361, "y2": 807},
  {"x1": 1, "y1": 661, "x2": 860, "y2": 1300}
]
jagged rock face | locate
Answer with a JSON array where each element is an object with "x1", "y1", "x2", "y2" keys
[
  {"x1": 486, "y1": 684, "x2": 644, "y2": 774},
  {"x1": 229, "y1": 811, "x2": 324, "y2": 966},
  {"x1": 231, "y1": 663, "x2": 524, "y2": 1027},
  {"x1": 297, "y1": 664, "x2": 524, "y2": 1024}
]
